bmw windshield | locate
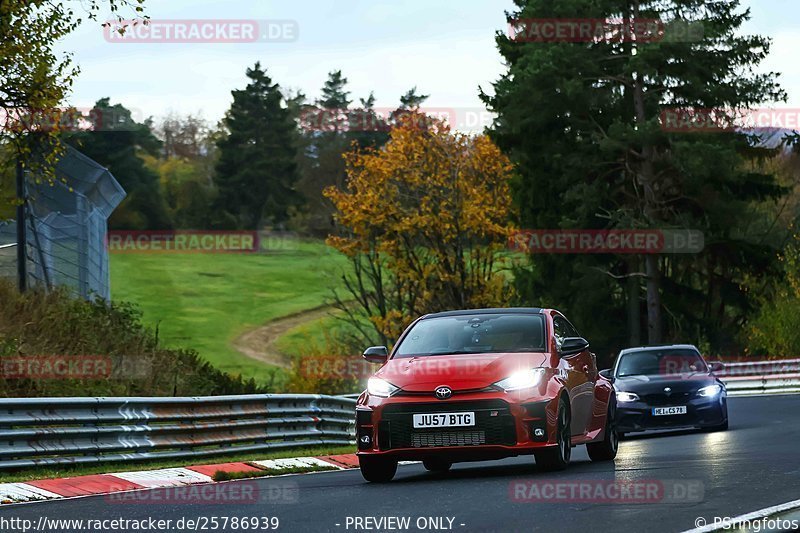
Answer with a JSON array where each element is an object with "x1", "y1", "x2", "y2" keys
[
  {"x1": 394, "y1": 314, "x2": 546, "y2": 358},
  {"x1": 616, "y1": 349, "x2": 708, "y2": 377}
]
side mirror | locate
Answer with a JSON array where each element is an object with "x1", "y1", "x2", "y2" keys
[
  {"x1": 599, "y1": 368, "x2": 615, "y2": 382},
  {"x1": 362, "y1": 346, "x2": 389, "y2": 364},
  {"x1": 560, "y1": 337, "x2": 590, "y2": 357},
  {"x1": 709, "y1": 361, "x2": 724, "y2": 373}
]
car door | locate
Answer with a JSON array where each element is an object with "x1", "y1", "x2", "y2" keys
[{"x1": 553, "y1": 315, "x2": 594, "y2": 436}]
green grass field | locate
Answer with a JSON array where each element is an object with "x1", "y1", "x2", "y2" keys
[
  {"x1": 110, "y1": 239, "x2": 347, "y2": 385},
  {"x1": 274, "y1": 311, "x2": 372, "y2": 357}
]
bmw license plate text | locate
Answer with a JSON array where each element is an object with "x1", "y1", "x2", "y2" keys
[{"x1": 652, "y1": 406, "x2": 687, "y2": 416}]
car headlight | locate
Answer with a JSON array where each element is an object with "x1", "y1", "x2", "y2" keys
[
  {"x1": 367, "y1": 377, "x2": 399, "y2": 398},
  {"x1": 494, "y1": 368, "x2": 546, "y2": 391},
  {"x1": 617, "y1": 391, "x2": 640, "y2": 403},
  {"x1": 697, "y1": 384, "x2": 723, "y2": 398}
]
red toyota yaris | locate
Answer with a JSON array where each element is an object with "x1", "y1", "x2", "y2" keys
[{"x1": 355, "y1": 308, "x2": 618, "y2": 482}]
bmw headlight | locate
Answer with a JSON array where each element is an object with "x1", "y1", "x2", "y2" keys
[
  {"x1": 494, "y1": 368, "x2": 546, "y2": 391},
  {"x1": 617, "y1": 391, "x2": 640, "y2": 403},
  {"x1": 367, "y1": 377, "x2": 399, "y2": 398},
  {"x1": 697, "y1": 384, "x2": 723, "y2": 398}
]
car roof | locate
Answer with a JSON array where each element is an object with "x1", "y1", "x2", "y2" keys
[
  {"x1": 421, "y1": 307, "x2": 543, "y2": 319},
  {"x1": 618, "y1": 344, "x2": 700, "y2": 356}
]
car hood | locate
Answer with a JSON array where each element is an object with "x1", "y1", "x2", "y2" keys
[
  {"x1": 614, "y1": 373, "x2": 720, "y2": 395},
  {"x1": 375, "y1": 352, "x2": 549, "y2": 392}
]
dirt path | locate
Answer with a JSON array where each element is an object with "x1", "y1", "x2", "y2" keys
[{"x1": 232, "y1": 305, "x2": 336, "y2": 368}]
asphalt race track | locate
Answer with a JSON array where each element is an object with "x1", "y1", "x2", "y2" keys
[{"x1": 2, "y1": 395, "x2": 799, "y2": 533}]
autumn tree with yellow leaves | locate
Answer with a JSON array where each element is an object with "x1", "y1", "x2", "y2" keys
[{"x1": 325, "y1": 114, "x2": 517, "y2": 346}]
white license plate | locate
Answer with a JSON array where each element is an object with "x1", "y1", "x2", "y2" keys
[
  {"x1": 412, "y1": 412, "x2": 475, "y2": 428},
  {"x1": 652, "y1": 406, "x2": 687, "y2": 416}
]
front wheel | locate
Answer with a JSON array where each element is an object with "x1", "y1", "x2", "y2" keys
[
  {"x1": 359, "y1": 456, "x2": 398, "y2": 483},
  {"x1": 534, "y1": 397, "x2": 571, "y2": 471},
  {"x1": 703, "y1": 419, "x2": 729, "y2": 432},
  {"x1": 703, "y1": 400, "x2": 729, "y2": 432},
  {"x1": 587, "y1": 398, "x2": 618, "y2": 462}
]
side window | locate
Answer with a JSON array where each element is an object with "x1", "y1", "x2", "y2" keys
[
  {"x1": 553, "y1": 317, "x2": 567, "y2": 348},
  {"x1": 564, "y1": 320, "x2": 579, "y2": 338}
]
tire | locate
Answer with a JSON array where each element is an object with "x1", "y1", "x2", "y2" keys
[
  {"x1": 587, "y1": 397, "x2": 619, "y2": 462},
  {"x1": 703, "y1": 399, "x2": 729, "y2": 432},
  {"x1": 422, "y1": 458, "x2": 452, "y2": 473},
  {"x1": 359, "y1": 456, "x2": 398, "y2": 483},
  {"x1": 534, "y1": 396, "x2": 571, "y2": 472},
  {"x1": 705, "y1": 419, "x2": 729, "y2": 431}
]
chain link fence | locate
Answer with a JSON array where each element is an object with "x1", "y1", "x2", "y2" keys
[{"x1": 0, "y1": 146, "x2": 125, "y2": 300}]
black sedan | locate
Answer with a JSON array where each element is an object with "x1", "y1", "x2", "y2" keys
[{"x1": 600, "y1": 344, "x2": 728, "y2": 435}]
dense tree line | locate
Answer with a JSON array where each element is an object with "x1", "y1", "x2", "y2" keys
[
  {"x1": 3, "y1": 0, "x2": 800, "y2": 363},
  {"x1": 483, "y1": 0, "x2": 800, "y2": 360},
  {"x1": 52, "y1": 65, "x2": 424, "y2": 235}
]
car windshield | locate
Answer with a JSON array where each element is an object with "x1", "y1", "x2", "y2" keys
[
  {"x1": 616, "y1": 349, "x2": 708, "y2": 377},
  {"x1": 394, "y1": 313, "x2": 546, "y2": 357}
]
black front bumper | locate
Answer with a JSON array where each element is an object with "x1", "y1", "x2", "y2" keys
[
  {"x1": 376, "y1": 399, "x2": 517, "y2": 450},
  {"x1": 616, "y1": 394, "x2": 727, "y2": 432}
]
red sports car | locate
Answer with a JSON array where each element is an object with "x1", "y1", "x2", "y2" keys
[{"x1": 356, "y1": 308, "x2": 618, "y2": 482}]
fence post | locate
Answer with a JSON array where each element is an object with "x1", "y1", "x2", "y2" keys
[
  {"x1": 76, "y1": 194, "x2": 89, "y2": 299},
  {"x1": 15, "y1": 157, "x2": 27, "y2": 292}
]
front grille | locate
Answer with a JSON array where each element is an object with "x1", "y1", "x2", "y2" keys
[
  {"x1": 642, "y1": 392, "x2": 692, "y2": 406},
  {"x1": 412, "y1": 431, "x2": 486, "y2": 447},
  {"x1": 645, "y1": 413, "x2": 695, "y2": 427},
  {"x1": 382, "y1": 399, "x2": 509, "y2": 414},
  {"x1": 378, "y1": 400, "x2": 515, "y2": 449}
]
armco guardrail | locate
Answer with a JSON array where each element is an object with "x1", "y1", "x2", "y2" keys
[
  {"x1": 716, "y1": 359, "x2": 800, "y2": 397},
  {"x1": 0, "y1": 394, "x2": 355, "y2": 471}
]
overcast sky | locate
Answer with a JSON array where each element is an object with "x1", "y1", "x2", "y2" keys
[{"x1": 57, "y1": 0, "x2": 800, "y2": 128}]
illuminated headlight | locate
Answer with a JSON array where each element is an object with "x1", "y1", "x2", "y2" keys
[
  {"x1": 697, "y1": 384, "x2": 723, "y2": 398},
  {"x1": 617, "y1": 391, "x2": 640, "y2": 403},
  {"x1": 367, "y1": 377, "x2": 399, "y2": 398},
  {"x1": 494, "y1": 368, "x2": 546, "y2": 391}
]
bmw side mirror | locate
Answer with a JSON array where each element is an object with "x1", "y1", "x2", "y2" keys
[
  {"x1": 709, "y1": 361, "x2": 724, "y2": 373},
  {"x1": 599, "y1": 368, "x2": 615, "y2": 382},
  {"x1": 560, "y1": 337, "x2": 590, "y2": 356},
  {"x1": 362, "y1": 346, "x2": 389, "y2": 364}
]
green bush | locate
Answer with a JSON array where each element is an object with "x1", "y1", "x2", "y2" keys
[
  {"x1": 746, "y1": 237, "x2": 800, "y2": 357},
  {"x1": 0, "y1": 280, "x2": 268, "y2": 397}
]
